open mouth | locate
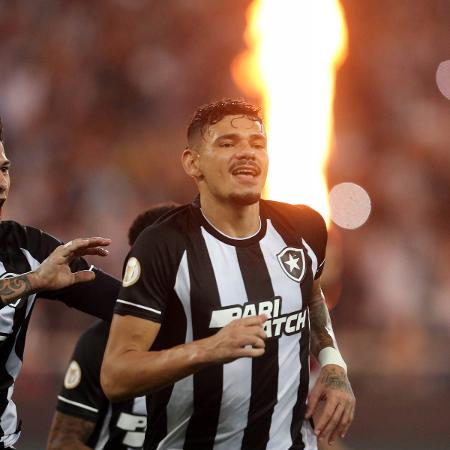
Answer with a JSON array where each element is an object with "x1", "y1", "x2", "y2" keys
[{"x1": 230, "y1": 164, "x2": 261, "y2": 178}]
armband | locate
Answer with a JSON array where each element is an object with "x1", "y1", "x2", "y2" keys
[{"x1": 318, "y1": 347, "x2": 347, "y2": 372}]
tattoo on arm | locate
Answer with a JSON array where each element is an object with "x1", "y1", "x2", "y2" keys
[
  {"x1": 0, "y1": 274, "x2": 35, "y2": 306},
  {"x1": 47, "y1": 412, "x2": 95, "y2": 450},
  {"x1": 308, "y1": 285, "x2": 336, "y2": 358}
]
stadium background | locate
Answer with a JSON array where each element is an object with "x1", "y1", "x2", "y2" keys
[{"x1": 0, "y1": 0, "x2": 449, "y2": 449}]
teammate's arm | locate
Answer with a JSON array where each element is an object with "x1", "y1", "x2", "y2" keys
[
  {"x1": 305, "y1": 279, "x2": 355, "y2": 445},
  {"x1": 0, "y1": 237, "x2": 110, "y2": 307},
  {"x1": 101, "y1": 313, "x2": 267, "y2": 401},
  {"x1": 46, "y1": 411, "x2": 95, "y2": 450}
]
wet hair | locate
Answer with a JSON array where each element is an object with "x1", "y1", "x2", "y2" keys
[
  {"x1": 128, "y1": 202, "x2": 180, "y2": 246},
  {"x1": 0, "y1": 116, "x2": 3, "y2": 143},
  {"x1": 187, "y1": 98, "x2": 263, "y2": 149}
]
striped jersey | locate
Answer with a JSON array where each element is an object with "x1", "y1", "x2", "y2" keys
[
  {"x1": 57, "y1": 320, "x2": 147, "y2": 449},
  {"x1": 0, "y1": 221, "x2": 120, "y2": 448},
  {"x1": 115, "y1": 198, "x2": 327, "y2": 450}
]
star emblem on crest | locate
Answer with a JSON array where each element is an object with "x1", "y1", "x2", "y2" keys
[{"x1": 276, "y1": 247, "x2": 306, "y2": 283}]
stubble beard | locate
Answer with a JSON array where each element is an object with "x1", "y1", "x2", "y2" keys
[{"x1": 229, "y1": 191, "x2": 261, "y2": 206}]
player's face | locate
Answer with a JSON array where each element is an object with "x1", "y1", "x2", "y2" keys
[
  {"x1": 195, "y1": 115, "x2": 268, "y2": 206},
  {"x1": 0, "y1": 144, "x2": 11, "y2": 219}
]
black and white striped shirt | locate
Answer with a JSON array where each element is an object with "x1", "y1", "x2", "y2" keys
[
  {"x1": 115, "y1": 198, "x2": 327, "y2": 450},
  {"x1": 57, "y1": 320, "x2": 147, "y2": 450},
  {"x1": 0, "y1": 221, "x2": 120, "y2": 448}
]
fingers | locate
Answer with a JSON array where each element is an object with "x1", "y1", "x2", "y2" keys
[
  {"x1": 305, "y1": 384, "x2": 322, "y2": 419},
  {"x1": 73, "y1": 270, "x2": 96, "y2": 284},
  {"x1": 61, "y1": 237, "x2": 111, "y2": 258},
  {"x1": 313, "y1": 398, "x2": 338, "y2": 440},
  {"x1": 320, "y1": 402, "x2": 344, "y2": 444},
  {"x1": 339, "y1": 400, "x2": 355, "y2": 438}
]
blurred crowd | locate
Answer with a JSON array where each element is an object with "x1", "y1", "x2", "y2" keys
[{"x1": 0, "y1": 0, "x2": 449, "y2": 448}]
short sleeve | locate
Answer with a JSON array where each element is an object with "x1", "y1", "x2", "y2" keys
[
  {"x1": 114, "y1": 225, "x2": 179, "y2": 323},
  {"x1": 56, "y1": 321, "x2": 109, "y2": 422},
  {"x1": 295, "y1": 206, "x2": 328, "y2": 279}
]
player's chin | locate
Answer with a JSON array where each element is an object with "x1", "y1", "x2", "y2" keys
[{"x1": 229, "y1": 191, "x2": 261, "y2": 206}]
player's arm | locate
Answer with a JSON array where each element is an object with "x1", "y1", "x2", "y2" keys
[
  {"x1": 47, "y1": 412, "x2": 94, "y2": 450},
  {"x1": 101, "y1": 313, "x2": 267, "y2": 402},
  {"x1": 305, "y1": 279, "x2": 355, "y2": 444},
  {"x1": 0, "y1": 237, "x2": 110, "y2": 307}
]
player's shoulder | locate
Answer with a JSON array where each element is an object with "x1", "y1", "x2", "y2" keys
[
  {"x1": 133, "y1": 203, "x2": 193, "y2": 245},
  {"x1": 0, "y1": 220, "x2": 58, "y2": 248},
  {"x1": 261, "y1": 199, "x2": 326, "y2": 229}
]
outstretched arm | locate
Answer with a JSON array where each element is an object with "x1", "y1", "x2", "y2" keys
[
  {"x1": 46, "y1": 411, "x2": 95, "y2": 450},
  {"x1": 101, "y1": 313, "x2": 267, "y2": 402},
  {"x1": 0, "y1": 237, "x2": 111, "y2": 307},
  {"x1": 305, "y1": 280, "x2": 356, "y2": 445}
]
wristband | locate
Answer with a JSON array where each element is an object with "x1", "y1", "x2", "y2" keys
[{"x1": 318, "y1": 347, "x2": 347, "y2": 372}]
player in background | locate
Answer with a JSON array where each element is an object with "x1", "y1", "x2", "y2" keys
[
  {"x1": 46, "y1": 204, "x2": 179, "y2": 450},
  {"x1": 101, "y1": 99, "x2": 355, "y2": 450},
  {"x1": 0, "y1": 117, "x2": 121, "y2": 448}
]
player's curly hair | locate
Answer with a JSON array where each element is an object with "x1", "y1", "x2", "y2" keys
[
  {"x1": 187, "y1": 99, "x2": 263, "y2": 148},
  {"x1": 128, "y1": 202, "x2": 180, "y2": 246}
]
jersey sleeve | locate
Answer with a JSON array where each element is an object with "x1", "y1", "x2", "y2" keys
[
  {"x1": 295, "y1": 206, "x2": 328, "y2": 279},
  {"x1": 56, "y1": 322, "x2": 109, "y2": 422},
  {"x1": 114, "y1": 225, "x2": 178, "y2": 323}
]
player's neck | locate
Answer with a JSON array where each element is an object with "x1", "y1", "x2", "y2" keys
[{"x1": 199, "y1": 195, "x2": 260, "y2": 239}]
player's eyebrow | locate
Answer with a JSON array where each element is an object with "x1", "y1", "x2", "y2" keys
[
  {"x1": 0, "y1": 160, "x2": 10, "y2": 168},
  {"x1": 215, "y1": 133, "x2": 266, "y2": 143}
]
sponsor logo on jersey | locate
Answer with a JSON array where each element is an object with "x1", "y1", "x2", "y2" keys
[
  {"x1": 209, "y1": 297, "x2": 308, "y2": 338},
  {"x1": 277, "y1": 247, "x2": 306, "y2": 283},
  {"x1": 122, "y1": 257, "x2": 141, "y2": 287},
  {"x1": 64, "y1": 360, "x2": 82, "y2": 389}
]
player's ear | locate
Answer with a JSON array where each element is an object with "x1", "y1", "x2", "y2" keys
[{"x1": 181, "y1": 147, "x2": 202, "y2": 179}]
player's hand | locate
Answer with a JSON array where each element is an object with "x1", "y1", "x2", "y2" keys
[
  {"x1": 202, "y1": 315, "x2": 267, "y2": 364},
  {"x1": 32, "y1": 237, "x2": 111, "y2": 291},
  {"x1": 305, "y1": 364, "x2": 355, "y2": 445}
]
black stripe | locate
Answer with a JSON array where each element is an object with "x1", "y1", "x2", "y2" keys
[
  {"x1": 237, "y1": 244, "x2": 278, "y2": 450},
  {"x1": 288, "y1": 311, "x2": 310, "y2": 450},
  {"x1": 145, "y1": 288, "x2": 188, "y2": 450},
  {"x1": 183, "y1": 229, "x2": 223, "y2": 450}
]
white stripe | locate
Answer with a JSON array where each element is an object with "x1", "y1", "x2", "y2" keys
[
  {"x1": 57, "y1": 395, "x2": 99, "y2": 413},
  {"x1": 94, "y1": 404, "x2": 112, "y2": 450},
  {"x1": 116, "y1": 299, "x2": 161, "y2": 315},
  {"x1": 301, "y1": 420, "x2": 318, "y2": 449},
  {"x1": 261, "y1": 221, "x2": 303, "y2": 449},
  {"x1": 0, "y1": 250, "x2": 40, "y2": 446},
  {"x1": 158, "y1": 252, "x2": 194, "y2": 450},
  {"x1": 200, "y1": 227, "x2": 252, "y2": 450},
  {"x1": 301, "y1": 238, "x2": 318, "y2": 278}
]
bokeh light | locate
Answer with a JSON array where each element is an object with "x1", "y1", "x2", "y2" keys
[{"x1": 329, "y1": 182, "x2": 371, "y2": 229}]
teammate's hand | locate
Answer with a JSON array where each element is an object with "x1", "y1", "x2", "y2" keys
[
  {"x1": 32, "y1": 237, "x2": 111, "y2": 291},
  {"x1": 305, "y1": 364, "x2": 355, "y2": 445},
  {"x1": 202, "y1": 315, "x2": 267, "y2": 364}
]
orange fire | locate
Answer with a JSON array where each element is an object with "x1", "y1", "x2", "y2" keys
[{"x1": 232, "y1": 0, "x2": 348, "y2": 222}]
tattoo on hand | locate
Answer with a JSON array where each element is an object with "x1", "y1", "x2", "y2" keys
[{"x1": 321, "y1": 367, "x2": 351, "y2": 392}]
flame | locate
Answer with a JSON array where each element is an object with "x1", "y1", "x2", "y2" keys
[{"x1": 232, "y1": 0, "x2": 348, "y2": 222}]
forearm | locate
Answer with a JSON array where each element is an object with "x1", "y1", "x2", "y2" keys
[
  {"x1": 46, "y1": 412, "x2": 94, "y2": 450},
  {"x1": 309, "y1": 292, "x2": 335, "y2": 356},
  {"x1": 101, "y1": 339, "x2": 210, "y2": 402},
  {"x1": 0, "y1": 271, "x2": 41, "y2": 306}
]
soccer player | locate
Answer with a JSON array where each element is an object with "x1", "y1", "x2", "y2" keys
[
  {"x1": 47, "y1": 204, "x2": 179, "y2": 450},
  {"x1": 0, "y1": 118, "x2": 120, "y2": 448},
  {"x1": 101, "y1": 99, "x2": 356, "y2": 449}
]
